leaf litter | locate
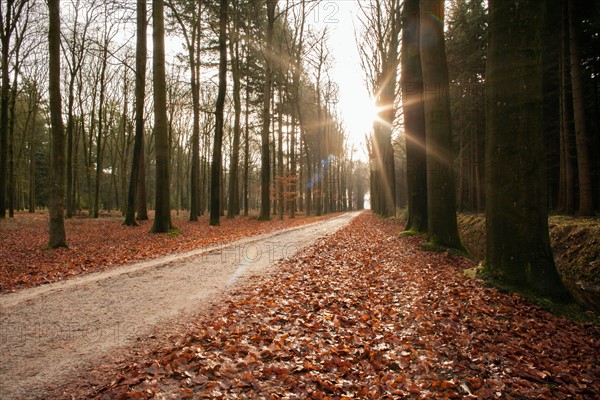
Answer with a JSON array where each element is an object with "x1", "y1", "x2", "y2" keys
[
  {"x1": 44, "y1": 212, "x2": 600, "y2": 399},
  {"x1": 0, "y1": 211, "x2": 336, "y2": 292}
]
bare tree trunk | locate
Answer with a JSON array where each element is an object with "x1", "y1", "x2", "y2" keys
[
  {"x1": 151, "y1": 0, "x2": 172, "y2": 233},
  {"x1": 560, "y1": 2, "x2": 576, "y2": 215},
  {"x1": 124, "y1": 0, "x2": 147, "y2": 226},
  {"x1": 28, "y1": 85, "x2": 38, "y2": 213},
  {"x1": 420, "y1": 0, "x2": 463, "y2": 249},
  {"x1": 227, "y1": 13, "x2": 241, "y2": 219},
  {"x1": 271, "y1": 115, "x2": 276, "y2": 215},
  {"x1": 259, "y1": 0, "x2": 275, "y2": 221},
  {"x1": 485, "y1": 0, "x2": 569, "y2": 300},
  {"x1": 277, "y1": 85, "x2": 284, "y2": 220},
  {"x1": 210, "y1": 0, "x2": 228, "y2": 226},
  {"x1": 7, "y1": 50, "x2": 18, "y2": 218},
  {"x1": 47, "y1": 0, "x2": 67, "y2": 248},
  {"x1": 243, "y1": 62, "x2": 250, "y2": 217},
  {"x1": 289, "y1": 111, "x2": 297, "y2": 218},
  {"x1": 94, "y1": 35, "x2": 109, "y2": 219},
  {"x1": 568, "y1": 0, "x2": 594, "y2": 216},
  {"x1": 401, "y1": 0, "x2": 427, "y2": 232},
  {"x1": 0, "y1": 0, "x2": 24, "y2": 218}
]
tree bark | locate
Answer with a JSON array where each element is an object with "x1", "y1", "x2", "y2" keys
[
  {"x1": 0, "y1": 0, "x2": 13, "y2": 218},
  {"x1": 7, "y1": 46, "x2": 19, "y2": 218},
  {"x1": 150, "y1": 0, "x2": 172, "y2": 233},
  {"x1": 47, "y1": 0, "x2": 67, "y2": 248},
  {"x1": 420, "y1": 0, "x2": 463, "y2": 249},
  {"x1": 485, "y1": 0, "x2": 570, "y2": 300},
  {"x1": 124, "y1": 0, "x2": 147, "y2": 226},
  {"x1": 568, "y1": 0, "x2": 594, "y2": 216},
  {"x1": 210, "y1": 0, "x2": 228, "y2": 226},
  {"x1": 560, "y1": 2, "x2": 576, "y2": 215},
  {"x1": 243, "y1": 59, "x2": 250, "y2": 217},
  {"x1": 28, "y1": 84, "x2": 38, "y2": 213},
  {"x1": 227, "y1": 12, "x2": 241, "y2": 219},
  {"x1": 401, "y1": 0, "x2": 427, "y2": 233},
  {"x1": 93, "y1": 41, "x2": 108, "y2": 219},
  {"x1": 259, "y1": 0, "x2": 275, "y2": 221},
  {"x1": 277, "y1": 85, "x2": 284, "y2": 220}
]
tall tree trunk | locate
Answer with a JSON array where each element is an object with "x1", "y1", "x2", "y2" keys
[
  {"x1": 560, "y1": 2, "x2": 576, "y2": 215},
  {"x1": 277, "y1": 86, "x2": 284, "y2": 220},
  {"x1": 93, "y1": 47, "x2": 107, "y2": 219},
  {"x1": 485, "y1": 0, "x2": 570, "y2": 300},
  {"x1": 66, "y1": 79, "x2": 75, "y2": 218},
  {"x1": 271, "y1": 114, "x2": 276, "y2": 215},
  {"x1": 73, "y1": 119, "x2": 81, "y2": 213},
  {"x1": 289, "y1": 111, "x2": 297, "y2": 218},
  {"x1": 290, "y1": 0, "x2": 306, "y2": 218},
  {"x1": 189, "y1": 23, "x2": 201, "y2": 221},
  {"x1": 28, "y1": 85, "x2": 38, "y2": 213},
  {"x1": 259, "y1": 0, "x2": 275, "y2": 221},
  {"x1": 315, "y1": 85, "x2": 323, "y2": 217},
  {"x1": 0, "y1": 0, "x2": 13, "y2": 219},
  {"x1": 210, "y1": 0, "x2": 228, "y2": 226},
  {"x1": 401, "y1": 0, "x2": 427, "y2": 233},
  {"x1": 243, "y1": 63, "x2": 250, "y2": 217},
  {"x1": 192, "y1": 3, "x2": 203, "y2": 221},
  {"x1": 151, "y1": 0, "x2": 172, "y2": 233},
  {"x1": 124, "y1": 0, "x2": 147, "y2": 226},
  {"x1": 568, "y1": 0, "x2": 594, "y2": 216},
  {"x1": 47, "y1": 0, "x2": 67, "y2": 248},
  {"x1": 227, "y1": 18, "x2": 241, "y2": 219},
  {"x1": 7, "y1": 49, "x2": 18, "y2": 218},
  {"x1": 65, "y1": 30, "x2": 79, "y2": 219},
  {"x1": 420, "y1": 0, "x2": 463, "y2": 249}
]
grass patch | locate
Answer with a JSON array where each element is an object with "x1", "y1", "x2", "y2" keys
[
  {"x1": 168, "y1": 226, "x2": 180, "y2": 238},
  {"x1": 399, "y1": 229, "x2": 426, "y2": 238}
]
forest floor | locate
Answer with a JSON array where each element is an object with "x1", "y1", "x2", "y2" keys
[
  {"x1": 3, "y1": 212, "x2": 597, "y2": 399},
  {"x1": 0, "y1": 210, "x2": 340, "y2": 293},
  {"x1": 0, "y1": 212, "x2": 359, "y2": 399}
]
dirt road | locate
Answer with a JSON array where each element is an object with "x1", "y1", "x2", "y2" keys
[{"x1": 0, "y1": 212, "x2": 359, "y2": 399}]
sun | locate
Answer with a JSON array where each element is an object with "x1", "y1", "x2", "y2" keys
[
  {"x1": 342, "y1": 95, "x2": 380, "y2": 148},
  {"x1": 366, "y1": 97, "x2": 382, "y2": 124}
]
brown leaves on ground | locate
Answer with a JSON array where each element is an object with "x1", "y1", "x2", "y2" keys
[
  {"x1": 58, "y1": 212, "x2": 599, "y2": 399},
  {"x1": 0, "y1": 211, "x2": 335, "y2": 292}
]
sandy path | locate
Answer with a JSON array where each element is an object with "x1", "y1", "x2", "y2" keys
[{"x1": 0, "y1": 212, "x2": 359, "y2": 399}]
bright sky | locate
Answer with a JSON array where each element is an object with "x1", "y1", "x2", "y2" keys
[{"x1": 307, "y1": 1, "x2": 376, "y2": 160}]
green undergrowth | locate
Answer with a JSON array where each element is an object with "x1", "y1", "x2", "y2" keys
[
  {"x1": 399, "y1": 229, "x2": 426, "y2": 238},
  {"x1": 168, "y1": 226, "x2": 180, "y2": 237}
]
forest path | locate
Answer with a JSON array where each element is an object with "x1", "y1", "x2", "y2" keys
[{"x1": 0, "y1": 211, "x2": 360, "y2": 399}]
